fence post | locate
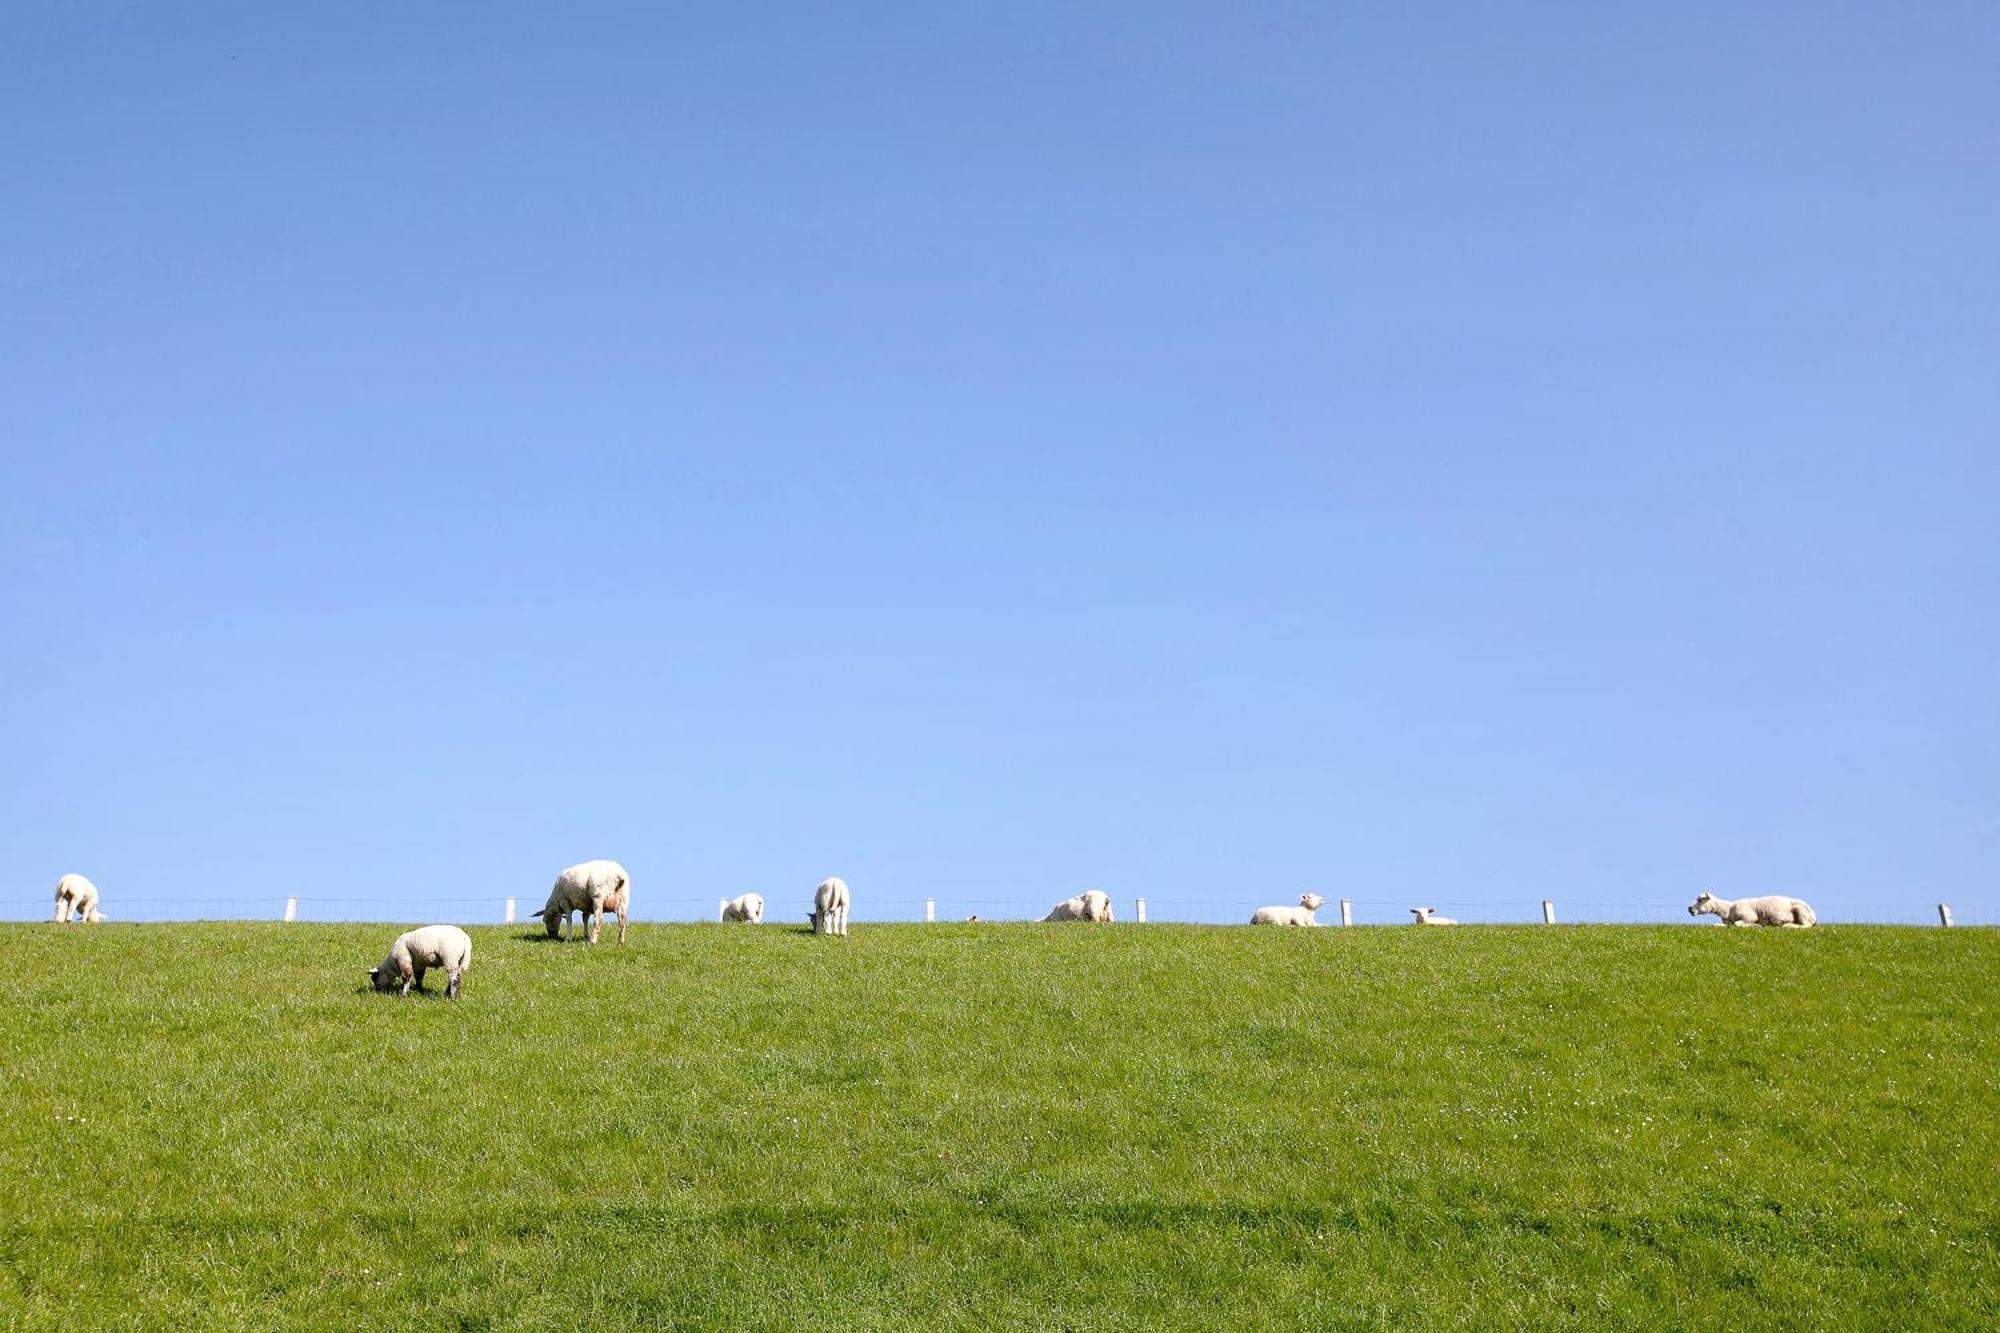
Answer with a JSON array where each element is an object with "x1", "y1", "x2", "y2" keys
[
  {"x1": 504, "y1": 896, "x2": 517, "y2": 924},
  {"x1": 1939, "y1": 903, "x2": 1955, "y2": 928},
  {"x1": 925, "y1": 898, "x2": 936, "y2": 923},
  {"x1": 283, "y1": 896, "x2": 298, "y2": 923},
  {"x1": 1542, "y1": 899, "x2": 1556, "y2": 925},
  {"x1": 719, "y1": 898, "x2": 728, "y2": 923},
  {"x1": 1340, "y1": 899, "x2": 1353, "y2": 927},
  {"x1": 1135, "y1": 897, "x2": 1147, "y2": 923}
]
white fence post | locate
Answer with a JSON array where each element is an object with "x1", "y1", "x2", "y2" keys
[
  {"x1": 504, "y1": 896, "x2": 517, "y2": 924},
  {"x1": 1939, "y1": 903, "x2": 1955, "y2": 928},
  {"x1": 1542, "y1": 899, "x2": 1556, "y2": 925},
  {"x1": 719, "y1": 898, "x2": 728, "y2": 923},
  {"x1": 924, "y1": 898, "x2": 936, "y2": 923},
  {"x1": 1339, "y1": 899, "x2": 1353, "y2": 927},
  {"x1": 283, "y1": 896, "x2": 298, "y2": 923},
  {"x1": 1135, "y1": 897, "x2": 1147, "y2": 923}
]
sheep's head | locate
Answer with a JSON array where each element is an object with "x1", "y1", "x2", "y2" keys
[
  {"x1": 1688, "y1": 892, "x2": 1719, "y2": 917},
  {"x1": 1300, "y1": 893, "x2": 1325, "y2": 911},
  {"x1": 367, "y1": 966, "x2": 396, "y2": 993},
  {"x1": 1410, "y1": 907, "x2": 1432, "y2": 922},
  {"x1": 541, "y1": 910, "x2": 562, "y2": 939}
]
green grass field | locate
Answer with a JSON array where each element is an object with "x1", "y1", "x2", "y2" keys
[{"x1": 2, "y1": 923, "x2": 1994, "y2": 1329}]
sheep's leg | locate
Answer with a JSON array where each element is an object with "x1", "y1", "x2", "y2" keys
[
  {"x1": 446, "y1": 969, "x2": 461, "y2": 999},
  {"x1": 412, "y1": 965, "x2": 427, "y2": 994},
  {"x1": 616, "y1": 904, "x2": 627, "y2": 945}
]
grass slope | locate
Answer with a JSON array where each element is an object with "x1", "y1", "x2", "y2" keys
[{"x1": 1, "y1": 923, "x2": 1995, "y2": 1329}]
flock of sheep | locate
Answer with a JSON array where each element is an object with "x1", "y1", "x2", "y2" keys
[{"x1": 43, "y1": 866, "x2": 1820, "y2": 1000}]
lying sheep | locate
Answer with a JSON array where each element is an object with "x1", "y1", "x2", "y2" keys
[
  {"x1": 53, "y1": 874, "x2": 103, "y2": 924},
  {"x1": 538, "y1": 859, "x2": 631, "y2": 944},
  {"x1": 369, "y1": 925, "x2": 472, "y2": 998},
  {"x1": 1251, "y1": 893, "x2": 1324, "y2": 927},
  {"x1": 1044, "y1": 890, "x2": 1114, "y2": 922},
  {"x1": 810, "y1": 877, "x2": 850, "y2": 937},
  {"x1": 1688, "y1": 891, "x2": 1816, "y2": 928},
  {"x1": 1410, "y1": 907, "x2": 1457, "y2": 925},
  {"x1": 722, "y1": 892, "x2": 765, "y2": 924}
]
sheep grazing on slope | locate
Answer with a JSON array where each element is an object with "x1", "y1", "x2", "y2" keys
[
  {"x1": 1409, "y1": 907, "x2": 1457, "y2": 925},
  {"x1": 1688, "y1": 891, "x2": 1816, "y2": 928},
  {"x1": 810, "y1": 877, "x2": 850, "y2": 937},
  {"x1": 1044, "y1": 890, "x2": 1114, "y2": 923},
  {"x1": 369, "y1": 925, "x2": 473, "y2": 999},
  {"x1": 53, "y1": 874, "x2": 103, "y2": 924},
  {"x1": 722, "y1": 892, "x2": 765, "y2": 924},
  {"x1": 1250, "y1": 893, "x2": 1325, "y2": 927},
  {"x1": 538, "y1": 859, "x2": 631, "y2": 945}
]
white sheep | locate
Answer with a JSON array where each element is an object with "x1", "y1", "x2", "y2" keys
[
  {"x1": 537, "y1": 859, "x2": 631, "y2": 944},
  {"x1": 52, "y1": 873, "x2": 104, "y2": 924},
  {"x1": 722, "y1": 892, "x2": 765, "y2": 924},
  {"x1": 810, "y1": 877, "x2": 850, "y2": 936},
  {"x1": 1044, "y1": 890, "x2": 1115, "y2": 922},
  {"x1": 369, "y1": 924, "x2": 472, "y2": 998},
  {"x1": 1409, "y1": 907, "x2": 1457, "y2": 925},
  {"x1": 1250, "y1": 893, "x2": 1325, "y2": 927},
  {"x1": 1688, "y1": 891, "x2": 1816, "y2": 928}
]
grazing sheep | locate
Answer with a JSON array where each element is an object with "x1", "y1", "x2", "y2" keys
[
  {"x1": 964, "y1": 914, "x2": 980, "y2": 923},
  {"x1": 722, "y1": 892, "x2": 765, "y2": 924},
  {"x1": 1688, "y1": 891, "x2": 1816, "y2": 928},
  {"x1": 810, "y1": 877, "x2": 850, "y2": 937},
  {"x1": 53, "y1": 874, "x2": 103, "y2": 924},
  {"x1": 538, "y1": 859, "x2": 631, "y2": 944},
  {"x1": 369, "y1": 925, "x2": 473, "y2": 998},
  {"x1": 1409, "y1": 907, "x2": 1458, "y2": 925},
  {"x1": 1250, "y1": 893, "x2": 1325, "y2": 927},
  {"x1": 1044, "y1": 890, "x2": 1115, "y2": 922}
]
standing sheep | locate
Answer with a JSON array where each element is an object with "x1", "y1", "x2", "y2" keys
[
  {"x1": 1250, "y1": 893, "x2": 1324, "y2": 927},
  {"x1": 810, "y1": 877, "x2": 850, "y2": 937},
  {"x1": 538, "y1": 859, "x2": 631, "y2": 945},
  {"x1": 1409, "y1": 907, "x2": 1457, "y2": 925},
  {"x1": 722, "y1": 892, "x2": 765, "y2": 924},
  {"x1": 1688, "y1": 891, "x2": 1816, "y2": 928},
  {"x1": 1044, "y1": 890, "x2": 1115, "y2": 922},
  {"x1": 369, "y1": 925, "x2": 473, "y2": 998},
  {"x1": 53, "y1": 874, "x2": 104, "y2": 924}
]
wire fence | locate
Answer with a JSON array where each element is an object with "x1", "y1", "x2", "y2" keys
[{"x1": 4, "y1": 892, "x2": 1992, "y2": 928}]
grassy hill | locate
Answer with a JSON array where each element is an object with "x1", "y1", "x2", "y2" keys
[{"x1": 1, "y1": 922, "x2": 1994, "y2": 1329}]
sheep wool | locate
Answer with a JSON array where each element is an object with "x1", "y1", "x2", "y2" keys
[{"x1": 370, "y1": 925, "x2": 473, "y2": 999}]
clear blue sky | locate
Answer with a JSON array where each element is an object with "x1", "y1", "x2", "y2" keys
[{"x1": 4, "y1": 5, "x2": 1995, "y2": 925}]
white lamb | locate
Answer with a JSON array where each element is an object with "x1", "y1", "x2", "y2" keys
[
  {"x1": 53, "y1": 873, "x2": 104, "y2": 924},
  {"x1": 1688, "y1": 891, "x2": 1816, "y2": 928},
  {"x1": 1250, "y1": 893, "x2": 1324, "y2": 927},
  {"x1": 538, "y1": 859, "x2": 631, "y2": 945},
  {"x1": 1410, "y1": 907, "x2": 1457, "y2": 925},
  {"x1": 369, "y1": 924, "x2": 473, "y2": 998},
  {"x1": 810, "y1": 877, "x2": 850, "y2": 936},
  {"x1": 1044, "y1": 890, "x2": 1114, "y2": 922},
  {"x1": 722, "y1": 892, "x2": 765, "y2": 924}
]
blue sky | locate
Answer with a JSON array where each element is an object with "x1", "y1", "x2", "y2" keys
[{"x1": 4, "y1": 4, "x2": 1995, "y2": 924}]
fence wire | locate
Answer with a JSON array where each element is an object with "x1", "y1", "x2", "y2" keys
[{"x1": 2, "y1": 893, "x2": 1990, "y2": 928}]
